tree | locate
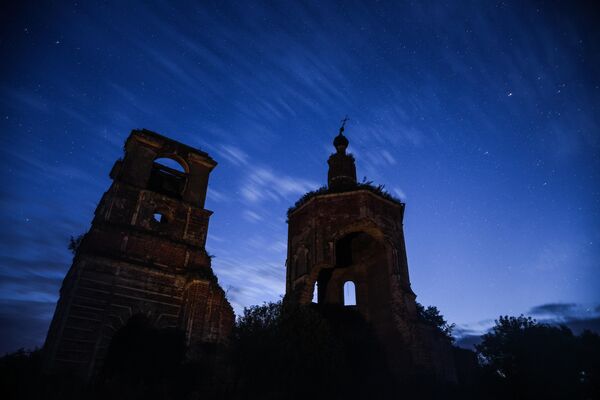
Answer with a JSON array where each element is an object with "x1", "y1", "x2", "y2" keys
[
  {"x1": 0, "y1": 348, "x2": 42, "y2": 400},
  {"x1": 475, "y1": 315, "x2": 599, "y2": 400},
  {"x1": 232, "y1": 300, "x2": 393, "y2": 399},
  {"x1": 233, "y1": 301, "x2": 344, "y2": 399},
  {"x1": 416, "y1": 302, "x2": 455, "y2": 342}
]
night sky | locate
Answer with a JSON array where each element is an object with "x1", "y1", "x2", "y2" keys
[{"x1": 1, "y1": 1, "x2": 599, "y2": 353}]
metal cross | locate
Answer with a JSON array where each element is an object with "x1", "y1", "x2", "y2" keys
[{"x1": 340, "y1": 115, "x2": 350, "y2": 133}]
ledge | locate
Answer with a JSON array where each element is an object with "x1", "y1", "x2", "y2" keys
[{"x1": 287, "y1": 183, "x2": 404, "y2": 218}]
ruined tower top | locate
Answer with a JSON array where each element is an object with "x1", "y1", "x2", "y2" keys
[
  {"x1": 327, "y1": 119, "x2": 357, "y2": 190},
  {"x1": 110, "y1": 129, "x2": 217, "y2": 208}
]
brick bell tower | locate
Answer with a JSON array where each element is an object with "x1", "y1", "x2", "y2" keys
[
  {"x1": 286, "y1": 122, "x2": 457, "y2": 382},
  {"x1": 43, "y1": 129, "x2": 233, "y2": 379}
]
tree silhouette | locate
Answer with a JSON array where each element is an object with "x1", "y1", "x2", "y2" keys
[
  {"x1": 476, "y1": 315, "x2": 600, "y2": 400},
  {"x1": 232, "y1": 301, "x2": 393, "y2": 399},
  {"x1": 416, "y1": 302, "x2": 455, "y2": 342}
]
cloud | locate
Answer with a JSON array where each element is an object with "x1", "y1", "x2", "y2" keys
[
  {"x1": 529, "y1": 303, "x2": 578, "y2": 316},
  {"x1": 454, "y1": 303, "x2": 600, "y2": 349},
  {"x1": 454, "y1": 334, "x2": 483, "y2": 350},
  {"x1": 213, "y1": 257, "x2": 285, "y2": 315},
  {"x1": 206, "y1": 188, "x2": 230, "y2": 203},
  {"x1": 240, "y1": 167, "x2": 318, "y2": 204},
  {"x1": 380, "y1": 150, "x2": 397, "y2": 165},
  {"x1": 393, "y1": 187, "x2": 407, "y2": 201},
  {"x1": 0, "y1": 88, "x2": 50, "y2": 114},
  {"x1": 268, "y1": 240, "x2": 287, "y2": 254},
  {"x1": 243, "y1": 210, "x2": 263, "y2": 223},
  {"x1": 216, "y1": 145, "x2": 249, "y2": 166},
  {"x1": 527, "y1": 302, "x2": 600, "y2": 330},
  {"x1": 0, "y1": 299, "x2": 55, "y2": 354}
]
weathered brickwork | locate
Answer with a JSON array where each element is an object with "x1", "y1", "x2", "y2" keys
[
  {"x1": 286, "y1": 128, "x2": 458, "y2": 382},
  {"x1": 43, "y1": 129, "x2": 233, "y2": 379}
]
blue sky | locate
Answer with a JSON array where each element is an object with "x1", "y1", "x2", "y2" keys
[{"x1": 1, "y1": 1, "x2": 599, "y2": 353}]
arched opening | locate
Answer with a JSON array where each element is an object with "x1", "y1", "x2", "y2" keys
[
  {"x1": 101, "y1": 314, "x2": 185, "y2": 384},
  {"x1": 325, "y1": 231, "x2": 388, "y2": 309},
  {"x1": 152, "y1": 212, "x2": 168, "y2": 225},
  {"x1": 154, "y1": 157, "x2": 185, "y2": 172},
  {"x1": 148, "y1": 157, "x2": 188, "y2": 198},
  {"x1": 312, "y1": 281, "x2": 318, "y2": 303},
  {"x1": 343, "y1": 281, "x2": 356, "y2": 306}
]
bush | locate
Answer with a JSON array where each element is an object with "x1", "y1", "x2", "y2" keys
[{"x1": 232, "y1": 301, "x2": 392, "y2": 399}]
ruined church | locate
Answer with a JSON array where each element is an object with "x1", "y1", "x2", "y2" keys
[
  {"x1": 286, "y1": 123, "x2": 457, "y2": 382},
  {"x1": 43, "y1": 125, "x2": 459, "y2": 383},
  {"x1": 43, "y1": 129, "x2": 234, "y2": 378}
]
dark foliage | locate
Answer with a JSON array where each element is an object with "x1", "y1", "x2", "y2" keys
[
  {"x1": 0, "y1": 348, "x2": 43, "y2": 400},
  {"x1": 3, "y1": 310, "x2": 599, "y2": 400},
  {"x1": 0, "y1": 317, "x2": 223, "y2": 400},
  {"x1": 232, "y1": 300, "x2": 395, "y2": 399},
  {"x1": 287, "y1": 180, "x2": 403, "y2": 217},
  {"x1": 416, "y1": 302, "x2": 456, "y2": 342},
  {"x1": 0, "y1": 347, "x2": 90, "y2": 400},
  {"x1": 67, "y1": 234, "x2": 84, "y2": 255},
  {"x1": 475, "y1": 315, "x2": 600, "y2": 400},
  {"x1": 186, "y1": 260, "x2": 219, "y2": 283}
]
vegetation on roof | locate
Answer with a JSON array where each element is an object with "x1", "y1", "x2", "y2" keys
[{"x1": 287, "y1": 180, "x2": 403, "y2": 217}]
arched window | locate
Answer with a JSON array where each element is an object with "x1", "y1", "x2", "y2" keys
[
  {"x1": 343, "y1": 281, "x2": 356, "y2": 306},
  {"x1": 154, "y1": 157, "x2": 186, "y2": 172},
  {"x1": 149, "y1": 157, "x2": 187, "y2": 198},
  {"x1": 312, "y1": 282, "x2": 318, "y2": 303}
]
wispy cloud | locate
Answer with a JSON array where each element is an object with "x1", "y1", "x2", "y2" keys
[
  {"x1": 0, "y1": 87, "x2": 50, "y2": 114},
  {"x1": 528, "y1": 302, "x2": 600, "y2": 325},
  {"x1": 529, "y1": 303, "x2": 578, "y2": 316},
  {"x1": 216, "y1": 144, "x2": 249, "y2": 166},
  {"x1": 213, "y1": 256, "x2": 285, "y2": 315},
  {"x1": 243, "y1": 210, "x2": 263, "y2": 223},
  {"x1": 240, "y1": 167, "x2": 318, "y2": 204},
  {"x1": 206, "y1": 188, "x2": 231, "y2": 203},
  {"x1": 454, "y1": 302, "x2": 600, "y2": 349},
  {"x1": 393, "y1": 187, "x2": 407, "y2": 201},
  {"x1": 0, "y1": 299, "x2": 56, "y2": 353}
]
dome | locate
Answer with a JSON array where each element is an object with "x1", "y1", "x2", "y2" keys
[{"x1": 333, "y1": 132, "x2": 349, "y2": 149}]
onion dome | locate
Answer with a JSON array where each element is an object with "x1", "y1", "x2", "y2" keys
[
  {"x1": 333, "y1": 132, "x2": 349, "y2": 151},
  {"x1": 328, "y1": 117, "x2": 356, "y2": 189}
]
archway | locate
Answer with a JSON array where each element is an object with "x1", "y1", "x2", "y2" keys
[
  {"x1": 101, "y1": 314, "x2": 185, "y2": 383},
  {"x1": 343, "y1": 281, "x2": 356, "y2": 306},
  {"x1": 148, "y1": 156, "x2": 188, "y2": 198},
  {"x1": 154, "y1": 157, "x2": 186, "y2": 172},
  {"x1": 319, "y1": 230, "x2": 389, "y2": 312}
]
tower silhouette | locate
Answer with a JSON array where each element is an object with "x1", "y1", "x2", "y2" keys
[
  {"x1": 43, "y1": 129, "x2": 233, "y2": 379},
  {"x1": 286, "y1": 124, "x2": 457, "y2": 381}
]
